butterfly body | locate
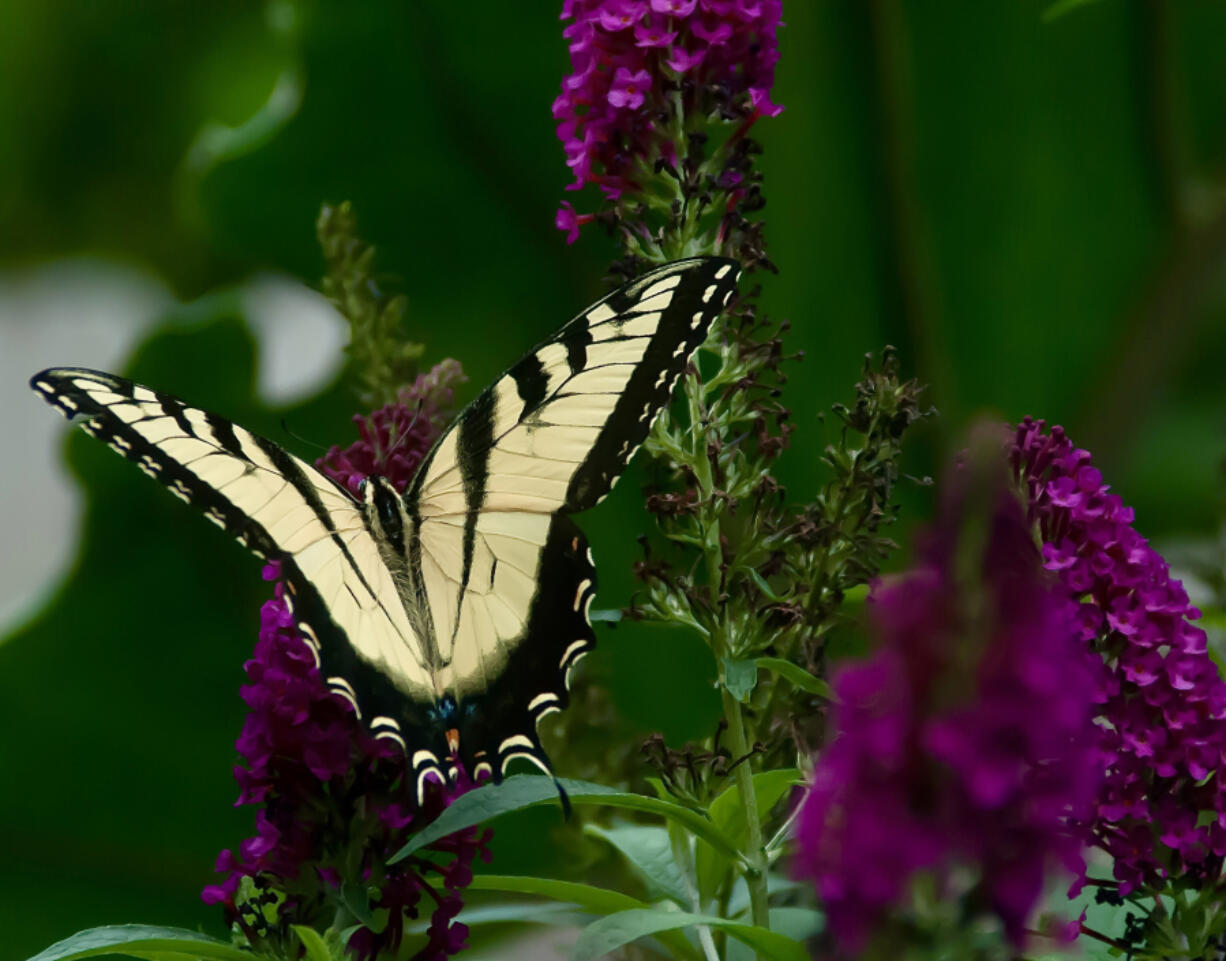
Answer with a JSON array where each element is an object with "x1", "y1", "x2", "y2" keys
[{"x1": 31, "y1": 257, "x2": 740, "y2": 798}]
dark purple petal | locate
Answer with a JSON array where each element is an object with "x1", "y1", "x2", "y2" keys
[
  {"x1": 795, "y1": 469, "x2": 1100, "y2": 948},
  {"x1": 1011, "y1": 417, "x2": 1226, "y2": 894}
]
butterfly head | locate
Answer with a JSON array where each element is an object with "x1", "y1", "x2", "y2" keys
[
  {"x1": 425, "y1": 693, "x2": 479, "y2": 756},
  {"x1": 359, "y1": 474, "x2": 411, "y2": 555}
]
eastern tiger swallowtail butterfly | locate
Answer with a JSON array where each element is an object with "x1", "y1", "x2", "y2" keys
[{"x1": 31, "y1": 257, "x2": 740, "y2": 800}]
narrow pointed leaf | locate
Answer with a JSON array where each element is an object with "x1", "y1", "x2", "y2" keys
[
  {"x1": 291, "y1": 926, "x2": 333, "y2": 961},
  {"x1": 391, "y1": 776, "x2": 741, "y2": 865},
  {"x1": 572, "y1": 909, "x2": 808, "y2": 961},
  {"x1": 465, "y1": 877, "x2": 700, "y2": 961},
  {"x1": 755, "y1": 657, "x2": 834, "y2": 701},
  {"x1": 586, "y1": 823, "x2": 691, "y2": 906},
  {"x1": 25, "y1": 926, "x2": 252, "y2": 961},
  {"x1": 696, "y1": 769, "x2": 802, "y2": 904},
  {"x1": 466, "y1": 875, "x2": 647, "y2": 914}
]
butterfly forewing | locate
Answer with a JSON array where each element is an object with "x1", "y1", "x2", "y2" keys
[
  {"x1": 28, "y1": 368, "x2": 434, "y2": 706},
  {"x1": 404, "y1": 257, "x2": 741, "y2": 776}
]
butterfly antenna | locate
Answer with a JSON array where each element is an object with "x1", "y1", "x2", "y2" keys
[
  {"x1": 382, "y1": 398, "x2": 427, "y2": 461},
  {"x1": 280, "y1": 419, "x2": 330, "y2": 454},
  {"x1": 553, "y1": 777, "x2": 573, "y2": 821}
]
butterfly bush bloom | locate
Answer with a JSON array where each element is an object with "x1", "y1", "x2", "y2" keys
[
  {"x1": 319, "y1": 359, "x2": 465, "y2": 496},
  {"x1": 553, "y1": 0, "x2": 782, "y2": 257},
  {"x1": 1011, "y1": 419, "x2": 1226, "y2": 893},
  {"x1": 795, "y1": 466, "x2": 1101, "y2": 950},
  {"x1": 206, "y1": 370, "x2": 486, "y2": 961}
]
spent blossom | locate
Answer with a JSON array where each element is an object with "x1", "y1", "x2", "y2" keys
[
  {"x1": 795, "y1": 453, "x2": 1100, "y2": 950},
  {"x1": 1011, "y1": 418, "x2": 1226, "y2": 893}
]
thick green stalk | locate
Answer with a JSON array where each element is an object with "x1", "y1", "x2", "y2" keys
[{"x1": 721, "y1": 685, "x2": 771, "y2": 938}]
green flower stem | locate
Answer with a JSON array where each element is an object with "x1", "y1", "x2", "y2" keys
[
  {"x1": 681, "y1": 362, "x2": 772, "y2": 952},
  {"x1": 721, "y1": 684, "x2": 771, "y2": 942}
]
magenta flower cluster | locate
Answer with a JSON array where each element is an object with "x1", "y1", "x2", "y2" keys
[
  {"x1": 554, "y1": 0, "x2": 782, "y2": 240},
  {"x1": 319, "y1": 359, "x2": 464, "y2": 497},
  {"x1": 1011, "y1": 418, "x2": 1226, "y2": 893},
  {"x1": 204, "y1": 564, "x2": 490, "y2": 961},
  {"x1": 795, "y1": 483, "x2": 1100, "y2": 949}
]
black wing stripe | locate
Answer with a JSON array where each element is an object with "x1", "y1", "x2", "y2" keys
[
  {"x1": 510, "y1": 353, "x2": 549, "y2": 414},
  {"x1": 249, "y1": 433, "x2": 383, "y2": 609},
  {"x1": 453, "y1": 386, "x2": 495, "y2": 645},
  {"x1": 205, "y1": 410, "x2": 254, "y2": 462}
]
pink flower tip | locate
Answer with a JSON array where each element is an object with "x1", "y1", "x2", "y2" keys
[{"x1": 555, "y1": 201, "x2": 595, "y2": 244}]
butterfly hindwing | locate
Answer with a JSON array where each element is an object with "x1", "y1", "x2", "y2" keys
[
  {"x1": 405, "y1": 257, "x2": 741, "y2": 776},
  {"x1": 28, "y1": 367, "x2": 434, "y2": 709}
]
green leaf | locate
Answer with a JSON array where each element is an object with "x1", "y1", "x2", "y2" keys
[
  {"x1": 291, "y1": 926, "x2": 334, "y2": 961},
  {"x1": 390, "y1": 776, "x2": 742, "y2": 866},
  {"x1": 409, "y1": 901, "x2": 586, "y2": 931},
  {"x1": 465, "y1": 877, "x2": 700, "y2": 961},
  {"x1": 747, "y1": 568, "x2": 785, "y2": 602},
  {"x1": 696, "y1": 769, "x2": 802, "y2": 904},
  {"x1": 340, "y1": 881, "x2": 382, "y2": 931},
  {"x1": 588, "y1": 608, "x2": 623, "y2": 623},
  {"x1": 755, "y1": 657, "x2": 835, "y2": 701},
  {"x1": 585, "y1": 823, "x2": 692, "y2": 907},
  {"x1": 726, "y1": 909, "x2": 824, "y2": 961},
  {"x1": 466, "y1": 875, "x2": 648, "y2": 915},
  {"x1": 723, "y1": 657, "x2": 758, "y2": 702},
  {"x1": 1041, "y1": 0, "x2": 1104, "y2": 22},
  {"x1": 572, "y1": 909, "x2": 809, "y2": 961},
  {"x1": 24, "y1": 926, "x2": 252, "y2": 961}
]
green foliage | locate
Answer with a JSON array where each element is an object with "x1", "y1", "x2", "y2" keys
[
  {"x1": 7, "y1": 1, "x2": 1226, "y2": 959},
  {"x1": 392, "y1": 776, "x2": 744, "y2": 866},
  {"x1": 572, "y1": 909, "x2": 808, "y2": 961},
  {"x1": 24, "y1": 925, "x2": 252, "y2": 961},
  {"x1": 317, "y1": 201, "x2": 423, "y2": 407}
]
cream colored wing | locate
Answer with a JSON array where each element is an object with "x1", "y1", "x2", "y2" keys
[
  {"x1": 403, "y1": 257, "x2": 740, "y2": 777},
  {"x1": 29, "y1": 368, "x2": 434, "y2": 710}
]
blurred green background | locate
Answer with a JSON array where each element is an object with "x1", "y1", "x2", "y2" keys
[{"x1": 2, "y1": 0, "x2": 1225, "y2": 957}]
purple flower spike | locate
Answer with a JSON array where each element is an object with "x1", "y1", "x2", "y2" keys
[
  {"x1": 1011, "y1": 418, "x2": 1226, "y2": 894},
  {"x1": 795, "y1": 458, "x2": 1100, "y2": 951},
  {"x1": 206, "y1": 561, "x2": 492, "y2": 959},
  {"x1": 553, "y1": 0, "x2": 783, "y2": 238}
]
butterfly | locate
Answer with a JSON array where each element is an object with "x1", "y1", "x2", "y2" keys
[{"x1": 31, "y1": 257, "x2": 740, "y2": 800}]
